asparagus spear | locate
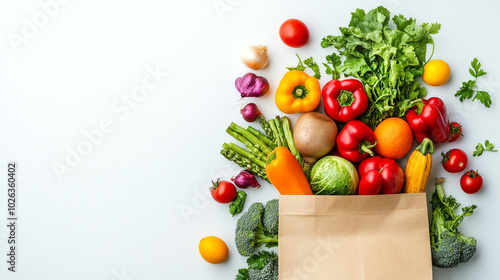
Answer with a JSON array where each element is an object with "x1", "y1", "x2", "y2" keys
[
  {"x1": 229, "y1": 122, "x2": 273, "y2": 155},
  {"x1": 281, "y1": 116, "x2": 310, "y2": 178},
  {"x1": 281, "y1": 116, "x2": 301, "y2": 164},
  {"x1": 258, "y1": 115, "x2": 274, "y2": 141},
  {"x1": 273, "y1": 116, "x2": 289, "y2": 150},
  {"x1": 247, "y1": 126, "x2": 277, "y2": 150},
  {"x1": 267, "y1": 119, "x2": 282, "y2": 147},
  {"x1": 226, "y1": 127, "x2": 267, "y2": 162},
  {"x1": 220, "y1": 143, "x2": 268, "y2": 181},
  {"x1": 223, "y1": 142, "x2": 266, "y2": 168}
]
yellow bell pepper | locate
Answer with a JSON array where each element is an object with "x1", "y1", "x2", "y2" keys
[{"x1": 275, "y1": 70, "x2": 321, "y2": 114}]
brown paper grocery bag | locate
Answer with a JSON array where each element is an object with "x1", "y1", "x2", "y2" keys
[{"x1": 279, "y1": 193, "x2": 432, "y2": 280}]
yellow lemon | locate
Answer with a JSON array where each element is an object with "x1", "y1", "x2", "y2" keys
[
  {"x1": 199, "y1": 236, "x2": 229, "y2": 264},
  {"x1": 423, "y1": 59, "x2": 451, "y2": 86}
]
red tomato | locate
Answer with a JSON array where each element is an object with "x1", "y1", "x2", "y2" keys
[
  {"x1": 448, "y1": 122, "x2": 463, "y2": 142},
  {"x1": 441, "y1": 149, "x2": 468, "y2": 173},
  {"x1": 460, "y1": 170, "x2": 483, "y2": 194},
  {"x1": 210, "y1": 179, "x2": 237, "y2": 204},
  {"x1": 279, "y1": 19, "x2": 309, "y2": 48}
]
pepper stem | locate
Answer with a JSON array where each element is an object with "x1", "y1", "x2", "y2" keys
[
  {"x1": 416, "y1": 138, "x2": 434, "y2": 156},
  {"x1": 267, "y1": 150, "x2": 277, "y2": 165},
  {"x1": 359, "y1": 140, "x2": 377, "y2": 156},
  {"x1": 414, "y1": 100, "x2": 425, "y2": 115},
  {"x1": 338, "y1": 90, "x2": 355, "y2": 107},
  {"x1": 292, "y1": 85, "x2": 308, "y2": 99}
]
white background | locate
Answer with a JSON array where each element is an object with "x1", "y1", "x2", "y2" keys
[{"x1": 0, "y1": 0, "x2": 499, "y2": 279}]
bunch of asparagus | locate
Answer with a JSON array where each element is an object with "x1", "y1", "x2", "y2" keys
[{"x1": 220, "y1": 115, "x2": 306, "y2": 182}]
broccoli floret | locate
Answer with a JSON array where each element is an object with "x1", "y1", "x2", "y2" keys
[
  {"x1": 235, "y1": 202, "x2": 278, "y2": 256},
  {"x1": 236, "y1": 250, "x2": 278, "y2": 280},
  {"x1": 430, "y1": 208, "x2": 462, "y2": 268},
  {"x1": 263, "y1": 199, "x2": 279, "y2": 235},
  {"x1": 248, "y1": 254, "x2": 278, "y2": 280},
  {"x1": 458, "y1": 234, "x2": 477, "y2": 263},
  {"x1": 430, "y1": 178, "x2": 477, "y2": 268}
]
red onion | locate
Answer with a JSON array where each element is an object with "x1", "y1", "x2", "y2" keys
[
  {"x1": 231, "y1": 170, "x2": 261, "y2": 189},
  {"x1": 240, "y1": 103, "x2": 261, "y2": 122},
  {"x1": 235, "y1": 73, "x2": 269, "y2": 98}
]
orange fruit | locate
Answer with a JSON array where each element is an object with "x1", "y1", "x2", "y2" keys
[
  {"x1": 374, "y1": 117, "x2": 413, "y2": 160},
  {"x1": 198, "y1": 236, "x2": 229, "y2": 264},
  {"x1": 423, "y1": 59, "x2": 451, "y2": 86}
]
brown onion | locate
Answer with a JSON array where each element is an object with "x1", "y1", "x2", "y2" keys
[{"x1": 240, "y1": 45, "x2": 269, "y2": 70}]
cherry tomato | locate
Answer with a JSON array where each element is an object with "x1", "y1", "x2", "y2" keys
[
  {"x1": 441, "y1": 149, "x2": 468, "y2": 173},
  {"x1": 210, "y1": 179, "x2": 237, "y2": 204},
  {"x1": 460, "y1": 170, "x2": 483, "y2": 194},
  {"x1": 448, "y1": 122, "x2": 463, "y2": 142},
  {"x1": 279, "y1": 19, "x2": 309, "y2": 48}
]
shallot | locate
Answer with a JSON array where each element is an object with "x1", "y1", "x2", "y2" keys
[
  {"x1": 231, "y1": 170, "x2": 261, "y2": 189},
  {"x1": 240, "y1": 103, "x2": 261, "y2": 122}
]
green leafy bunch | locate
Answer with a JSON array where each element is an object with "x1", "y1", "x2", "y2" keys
[{"x1": 321, "y1": 6, "x2": 440, "y2": 129}]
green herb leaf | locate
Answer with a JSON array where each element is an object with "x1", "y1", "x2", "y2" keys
[
  {"x1": 485, "y1": 140, "x2": 497, "y2": 152},
  {"x1": 287, "y1": 54, "x2": 321, "y2": 79},
  {"x1": 303, "y1": 57, "x2": 322, "y2": 79},
  {"x1": 323, "y1": 53, "x2": 342, "y2": 80},
  {"x1": 236, "y1": 268, "x2": 249, "y2": 280},
  {"x1": 246, "y1": 251, "x2": 277, "y2": 270},
  {"x1": 473, "y1": 140, "x2": 497, "y2": 157},
  {"x1": 472, "y1": 91, "x2": 492, "y2": 108},
  {"x1": 286, "y1": 54, "x2": 306, "y2": 72},
  {"x1": 470, "y1": 58, "x2": 487, "y2": 78},
  {"x1": 473, "y1": 143, "x2": 484, "y2": 157},
  {"x1": 455, "y1": 58, "x2": 491, "y2": 107},
  {"x1": 423, "y1": 22, "x2": 441, "y2": 34},
  {"x1": 349, "y1": 8, "x2": 366, "y2": 26},
  {"x1": 455, "y1": 80, "x2": 476, "y2": 101}
]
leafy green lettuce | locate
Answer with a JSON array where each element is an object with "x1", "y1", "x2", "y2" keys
[{"x1": 321, "y1": 6, "x2": 440, "y2": 129}]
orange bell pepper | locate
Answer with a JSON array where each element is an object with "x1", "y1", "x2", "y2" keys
[{"x1": 265, "y1": 147, "x2": 313, "y2": 195}]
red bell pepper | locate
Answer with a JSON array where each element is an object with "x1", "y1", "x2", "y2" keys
[
  {"x1": 322, "y1": 79, "x2": 368, "y2": 123},
  {"x1": 358, "y1": 156, "x2": 404, "y2": 195},
  {"x1": 336, "y1": 120, "x2": 377, "y2": 163},
  {"x1": 406, "y1": 97, "x2": 450, "y2": 144}
]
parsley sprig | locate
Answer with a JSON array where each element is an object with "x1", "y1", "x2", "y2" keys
[
  {"x1": 323, "y1": 53, "x2": 342, "y2": 80},
  {"x1": 455, "y1": 58, "x2": 492, "y2": 108},
  {"x1": 287, "y1": 54, "x2": 321, "y2": 79},
  {"x1": 473, "y1": 140, "x2": 497, "y2": 157}
]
